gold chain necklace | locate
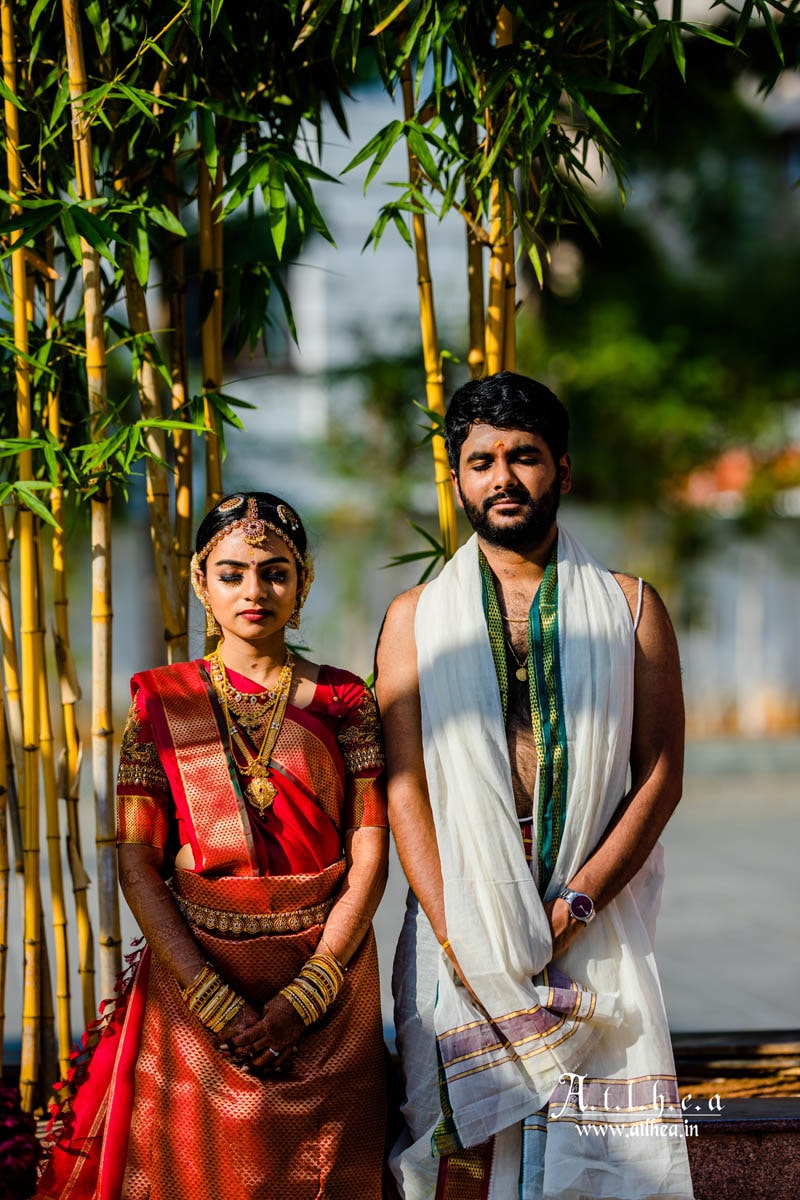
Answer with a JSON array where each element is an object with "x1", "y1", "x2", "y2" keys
[
  {"x1": 504, "y1": 633, "x2": 529, "y2": 682},
  {"x1": 210, "y1": 648, "x2": 295, "y2": 816}
]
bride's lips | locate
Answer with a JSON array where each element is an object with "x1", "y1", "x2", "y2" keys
[{"x1": 238, "y1": 609, "x2": 270, "y2": 621}]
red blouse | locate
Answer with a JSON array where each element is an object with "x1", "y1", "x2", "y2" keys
[{"x1": 116, "y1": 661, "x2": 387, "y2": 877}]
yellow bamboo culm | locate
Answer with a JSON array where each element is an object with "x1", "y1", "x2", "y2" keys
[
  {"x1": 0, "y1": 690, "x2": 9, "y2": 1073},
  {"x1": 165, "y1": 161, "x2": 193, "y2": 607},
  {"x1": 35, "y1": 530, "x2": 72, "y2": 1076},
  {"x1": 44, "y1": 229, "x2": 96, "y2": 1027},
  {"x1": 466, "y1": 214, "x2": 486, "y2": 380},
  {"x1": 400, "y1": 62, "x2": 458, "y2": 560},
  {"x1": 3, "y1": 0, "x2": 44, "y2": 1110},
  {"x1": 485, "y1": 6, "x2": 516, "y2": 375},
  {"x1": 0, "y1": 511, "x2": 23, "y2": 872},
  {"x1": 62, "y1": 0, "x2": 122, "y2": 1000},
  {"x1": 462, "y1": 119, "x2": 487, "y2": 380},
  {"x1": 198, "y1": 151, "x2": 224, "y2": 511},
  {"x1": 124, "y1": 257, "x2": 187, "y2": 662},
  {"x1": 501, "y1": 187, "x2": 516, "y2": 373}
]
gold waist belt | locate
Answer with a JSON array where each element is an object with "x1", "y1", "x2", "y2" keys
[{"x1": 174, "y1": 893, "x2": 334, "y2": 936}]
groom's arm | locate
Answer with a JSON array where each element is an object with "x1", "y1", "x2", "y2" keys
[
  {"x1": 375, "y1": 587, "x2": 470, "y2": 986},
  {"x1": 547, "y1": 578, "x2": 684, "y2": 958}
]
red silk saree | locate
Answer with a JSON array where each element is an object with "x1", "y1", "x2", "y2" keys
[{"x1": 38, "y1": 660, "x2": 388, "y2": 1200}]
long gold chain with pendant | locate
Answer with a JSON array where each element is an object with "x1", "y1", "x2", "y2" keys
[{"x1": 210, "y1": 648, "x2": 295, "y2": 816}]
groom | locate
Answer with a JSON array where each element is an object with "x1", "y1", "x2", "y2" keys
[{"x1": 375, "y1": 372, "x2": 694, "y2": 1200}]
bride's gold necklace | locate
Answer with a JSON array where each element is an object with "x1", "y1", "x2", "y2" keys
[{"x1": 210, "y1": 647, "x2": 295, "y2": 816}]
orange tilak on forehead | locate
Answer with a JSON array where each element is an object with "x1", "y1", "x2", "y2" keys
[{"x1": 494, "y1": 440, "x2": 505, "y2": 449}]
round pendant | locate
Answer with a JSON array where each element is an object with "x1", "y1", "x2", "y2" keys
[
  {"x1": 515, "y1": 666, "x2": 528, "y2": 682},
  {"x1": 246, "y1": 774, "x2": 278, "y2": 816}
]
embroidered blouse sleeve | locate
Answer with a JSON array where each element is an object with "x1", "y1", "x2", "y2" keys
[
  {"x1": 116, "y1": 686, "x2": 172, "y2": 849},
  {"x1": 336, "y1": 682, "x2": 388, "y2": 831}
]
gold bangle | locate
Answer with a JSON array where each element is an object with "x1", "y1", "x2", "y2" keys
[
  {"x1": 440, "y1": 939, "x2": 451, "y2": 952},
  {"x1": 280, "y1": 982, "x2": 320, "y2": 1027},
  {"x1": 181, "y1": 963, "x2": 218, "y2": 1005},
  {"x1": 207, "y1": 993, "x2": 245, "y2": 1035},
  {"x1": 196, "y1": 988, "x2": 231, "y2": 1023}
]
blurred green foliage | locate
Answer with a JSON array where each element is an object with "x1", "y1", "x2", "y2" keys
[{"x1": 518, "y1": 21, "x2": 800, "y2": 517}]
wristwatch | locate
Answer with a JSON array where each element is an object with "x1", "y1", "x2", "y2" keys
[{"x1": 558, "y1": 887, "x2": 595, "y2": 925}]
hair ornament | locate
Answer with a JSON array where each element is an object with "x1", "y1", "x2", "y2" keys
[
  {"x1": 242, "y1": 496, "x2": 268, "y2": 547},
  {"x1": 217, "y1": 495, "x2": 246, "y2": 513},
  {"x1": 276, "y1": 503, "x2": 300, "y2": 531}
]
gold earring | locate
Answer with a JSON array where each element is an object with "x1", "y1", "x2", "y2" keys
[
  {"x1": 202, "y1": 599, "x2": 221, "y2": 638},
  {"x1": 287, "y1": 606, "x2": 301, "y2": 630}
]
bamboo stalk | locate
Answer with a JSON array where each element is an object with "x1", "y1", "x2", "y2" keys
[
  {"x1": 0, "y1": 690, "x2": 8, "y2": 1073},
  {"x1": 37, "y1": 914, "x2": 57, "y2": 1109},
  {"x1": 123, "y1": 254, "x2": 187, "y2": 662},
  {"x1": 62, "y1": 0, "x2": 122, "y2": 1000},
  {"x1": 165, "y1": 160, "x2": 193, "y2": 605},
  {"x1": 400, "y1": 61, "x2": 458, "y2": 560},
  {"x1": 501, "y1": 192, "x2": 516, "y2": 373},
  {"x1": 0, "y1": 511, "x2": 23, "y2": 872},
  {"x1": 485, "y1": 6, "x2": 516, "y2": 375},
  {"x1": 44, "y1": 226, "x2": 96, "y2": 1026},
  {"x1": 464, "y1": 125, "x2": 486, "y2": 380},
  {"x1": 3, "y1": 0, "x2": 44, "y2": 1110},
  {"x1": 35, "y1": 530, "x2": 72, "y2": 1076},
  {"x1": 197, "y1": 150, "x2": 224, "y2": 510}
]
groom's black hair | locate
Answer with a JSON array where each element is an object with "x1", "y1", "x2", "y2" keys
[{"x1": 444, "y1": 372, "x2": 570, "y2": 472}]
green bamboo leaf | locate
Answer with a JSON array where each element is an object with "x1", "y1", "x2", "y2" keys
[
  {"x1": 753, "y1": 1, "x2": 785, "y2": 64},
  {"x1": 270, "y1": 271, "x2": 297, "y2": 343},
  {"x1": 59, "y1": 208, "x2": 83, "y2": 265},
  {"x1": 139, "y1": 36, "x2": 173, "y2": 66},
  {"x1": 283, "y1": 161, "x2": 335, "y2": 243},
  {"x1": 268, "y1": 161, "x2": 287, "y2": 259},
  {"x1": 475, "y1": 105, "x2": 518, "y2": 184},
  {"x1": 685, "y1": 26, "x2": 734, "y2": 49},
  {"x1": 407, "y1": 125, "x2": 439, "y2": 182},
  {"x1": 223, "y1": 156, "x2": 269, "y2": 214},
  {"x1": 412, "y1": 401, "x2": 445, "y2": 432},
  {"x1": 734, "y1": 0, "x2": 755, "y2": 47},
  {"x1": 85, "y1": 0, "x2": 110, "y2": 55},
  {"x1": 50, "y1": 73, "x2": 70, "y2": 127},
  {"x1": 669, "y1": 22, "x2": 687, "y2": 81},
  {"x1": 14, "y1": 482, "x2": 58, "y2": 528},
  {"x1": 190, "y1": 0, "x2": 203, "y2": 35},
  {"x1": 71, "y1": 206, "x2": 119, "y2": 267},
  {"x1": 131, "y1": 218, "x2": 150, "y2": 287},
  {"x1": 343, "y1": 120, "x2": 403, "y2": 184},
  {"x1": 370, "y1": 0, "x2": 414, "y2": 37},
  {"x1": 0, "y1": 75, "x2": 23, "y2": 110},
  {"x1": 527, "y1": 240, "x2": 544, "y2": 288},
  {"x1": 641, "y1": 19, "x2": 668, "y2": 77},
  {"x1": 138, "y1": 418, "x2": 205, "y2": 432},
  {"x1": 390, "y1": 209, "x2": 413, "y2": 249},
  {"x1": 197, "y1": 107, "x2": 218, "y2": 173},
  {"x1": 148, "y1": 205, "x2": 186, "y2": 237},
  {"x1": 42, "y1": 442, "x2": 59, "y2": 484},
  {"x1": 115, "y1": 83, "x2": 160, "y2": 123},
  {"x1": 122, "y1": 427, "x2": 143, "y2": 473},
  {"x1": 0, "y1": 206, "x2": 63, "y2": 257},
  {"x1": 30, "y1": 0, "x2": 54, "y2": 32}
]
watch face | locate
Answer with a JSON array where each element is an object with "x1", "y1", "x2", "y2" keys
[{"x1": 570, "y1": 893, "x2": 594, "y2": 921}]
